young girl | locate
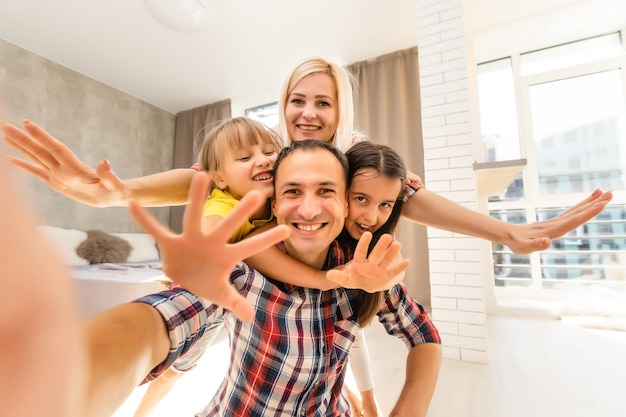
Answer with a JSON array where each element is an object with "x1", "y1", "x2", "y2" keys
[{"x1": 244, "y1": 140, "x2": 414, "y2": 417}]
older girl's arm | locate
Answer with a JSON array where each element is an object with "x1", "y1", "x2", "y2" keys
[{"x1": 401, "y1": 187, "x2": 612, "y2": 254}]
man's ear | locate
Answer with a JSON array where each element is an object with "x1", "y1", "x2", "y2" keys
[
  {"x1": 271, "y1": 197, "x2": 277, "y2": 216},
  {"x1": 344, "y1": 193, "x2": 349, "y2": 219}
]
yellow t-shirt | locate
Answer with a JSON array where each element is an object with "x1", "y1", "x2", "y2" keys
[{"x1": 202, "y1": 188, "x2": 273, "y2": 243}]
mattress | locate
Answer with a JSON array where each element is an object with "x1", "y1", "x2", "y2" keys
[{"x1": 72, "y1": 262, "x2": 171, "y2": 319}]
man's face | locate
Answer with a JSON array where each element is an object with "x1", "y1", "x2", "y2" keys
[{"x1": 272, "y1": 147, "x2": 348, "y2": 268}]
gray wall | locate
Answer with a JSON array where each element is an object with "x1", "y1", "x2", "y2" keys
[{"x1": 0, "y1": 39, "x2": 175, "y2": 232}]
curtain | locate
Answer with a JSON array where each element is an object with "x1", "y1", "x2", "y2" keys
[
  {"x1": 348, "y1": 47, "x2": 430, "y2": 304},
  {"x1": 168, "y1": 99, "x2": 231, "y2": 232}
]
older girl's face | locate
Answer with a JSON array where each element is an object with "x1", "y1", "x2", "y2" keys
[
  {"x1": 284, "y1": 72, "x2": 339, "y2": 143},
  {"x1": 345, "y1": 168, "x2": 403, "y2": 240}
]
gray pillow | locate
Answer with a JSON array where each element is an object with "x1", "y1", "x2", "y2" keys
[{"x1": 76, "y1": 230, "x2": 133, "y2": 264}]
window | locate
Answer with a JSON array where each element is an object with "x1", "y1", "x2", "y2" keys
[
  {"x1": 244, "y1": 102, "x2": 278, "y2": 129},
  {"x1": 477, "y1": 32, "x2": 626, "y2": 295}
]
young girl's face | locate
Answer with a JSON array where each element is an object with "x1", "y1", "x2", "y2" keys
[
  {"x1": 214, "y1": 141, "x2": 278, "y2": 200},
  {"x1": 345, "y1": 168, "x2": 403, "y2": 240}
]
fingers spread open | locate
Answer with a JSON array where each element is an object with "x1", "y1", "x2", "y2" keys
[
  {"x1": 219, "y1": 290, "x2": 255, "y2": 323},
  {"x1": 233, "y1": 225, "x2": 290, "y2": 261},
  {"x1": 211, "y1": 189, "x2": 265, "y2": 242},
  {"x1": 352, "y1": 232, "x2": 373, "y2": 263},
  {"x1": 182, "y1": 172, "x2": 211, "y2": 237},
  {"x1": 2, "y1": 122, "x2": 52, "y2": 167},
  {"x1": 386, "y1": 259, "x2": 411, "y2": 282},
  {"x1": 364, "y1": 234, "x2": 394, "y2": 265},
  {"x1": 8, "y1": 157, "x2": 50, "y2": 182},
  {"x1": 128, "y1": 199, "x2": 173, "y2": 243}
]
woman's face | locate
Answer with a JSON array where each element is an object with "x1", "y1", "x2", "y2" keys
[
  {"x1": 345, "y1": 168, "x2": 403, "y2": 240},
  {"x1": 284, "y1": 72, "x2": 339, "y2": 143}
]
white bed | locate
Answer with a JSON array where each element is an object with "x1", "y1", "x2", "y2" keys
[
  {"x1": 40, "y1": 225, "x2": 171, "y2": 318},
  {"x1": 71, "y1": 262, "x2": 170, "y2": 318}
]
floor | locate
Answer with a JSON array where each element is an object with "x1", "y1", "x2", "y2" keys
[{"x1": 111, "y1": 315, "x2": 626, "y2": 417}]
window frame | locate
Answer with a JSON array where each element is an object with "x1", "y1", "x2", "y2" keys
[{"x1": 480, "y1": 32, "x2": 626, "y2": 300}]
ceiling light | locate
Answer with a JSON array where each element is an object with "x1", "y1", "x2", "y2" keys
[{"x1": 144, "y1": 0, "x2": 211, "y2": 32}]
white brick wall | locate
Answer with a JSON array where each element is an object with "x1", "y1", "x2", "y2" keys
[{"x1": 417, "y1": 0, "x2": 488, "y2": 363}]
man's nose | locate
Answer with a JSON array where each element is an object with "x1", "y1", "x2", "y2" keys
[{"x1": 297, "y1": 193, "x2": 322, "y2": 219}]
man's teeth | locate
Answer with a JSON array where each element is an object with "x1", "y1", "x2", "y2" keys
[{"x1": 295, "y1": 223, "x2": 323, "y2": 231}]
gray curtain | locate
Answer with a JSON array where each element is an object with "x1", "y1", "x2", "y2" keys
[
  {"x1": 348, "y1": 47, "x2": 430, "y2": 305},
  {"x1": 168, "y1": 99, "x2": 231, "y2": 232}
]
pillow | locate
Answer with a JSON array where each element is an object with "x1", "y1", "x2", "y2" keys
[
  {"x1": 76, "y1": 230, "x2": 132, "y2": 264},
  {"x1": 38, "y1": 225, "x2": 89, "y2": 266},
  {"x1": 110, "y1": 233, "x2": 160, "y2": 262}
]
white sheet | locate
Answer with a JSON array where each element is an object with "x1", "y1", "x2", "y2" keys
[
  {"x1": 72, "y1": 261, "x2": 171, "y2": 319},
  {"x1": 72, "y1": 262, "x2": 166, "y2": 282}
]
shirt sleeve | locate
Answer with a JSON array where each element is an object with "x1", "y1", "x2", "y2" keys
[
  {"x1": 377, "y1": 283, "x2": 441, "y2": 349},
  {"x1": 134, "y1": 287, "x2": 223, "y2": 382}
]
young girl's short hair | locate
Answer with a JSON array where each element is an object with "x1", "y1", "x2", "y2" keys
[
  {"x1": 197, "y1": 117, "x2": 282, "y2": 189},
  {"x1": 276, "y1": 57, "x2": 356, "y2": 152}
]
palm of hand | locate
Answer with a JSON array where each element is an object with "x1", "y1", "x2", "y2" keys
[
  {"x1": 2, "y1": 120, "x2": 127, "y2": 207},
  {"x1": 505, "y1": 189, "x2": 612, "y2": 254},
  {"x1": 327, "y1": 233, "x2": 409, "y2": 292},
  {"x1": 128, "y1": 172, "x2": 289, "y2": 322}
]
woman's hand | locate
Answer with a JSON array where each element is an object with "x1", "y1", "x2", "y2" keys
[
  {"x1": 326, "y1": 232, "x2": 409, "y2": 292},
  {"x1": 1, "y1": 120, "x2": 128, "y2": 207},
  {"x1": 128, "y1": 171, "x2": 290, "y2": 322}
]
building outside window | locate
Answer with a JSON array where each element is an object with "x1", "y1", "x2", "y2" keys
[{"x1": 477, "y1": 32, "x2": 626, "y2": 295}]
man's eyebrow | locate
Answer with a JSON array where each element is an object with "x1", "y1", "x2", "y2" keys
[{"x1": 279, "y1": 180, "x2": 340, "y2": 189}]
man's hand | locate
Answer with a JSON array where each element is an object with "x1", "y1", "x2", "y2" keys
[
  {"x1": 128, "y1": 171, "x2": 290, "y2": 322},
  {"x1": 326, "y1": 232, "x2": 410, "y2": 292}
]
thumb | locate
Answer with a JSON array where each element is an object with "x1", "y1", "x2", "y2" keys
[
  {"x1": 218, "y1": 289, "x2": 255, "y2": 323},
  {"x1": 326, "y1": 269, "x2": 349, "y2": 287}
]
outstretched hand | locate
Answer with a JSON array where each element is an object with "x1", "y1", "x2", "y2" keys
[
  {"x1": 128, "y1": 171, "x2": 290, "y2": 322},
  {"x1": 327, "y1": 232, "x2": 410, "y2": 292},
  {"x1": 1, "y1": 120, "x2": 127, "y2": 207},
  {"x1": 506, "y1": 189, "x2": 613, "y2": 254}
]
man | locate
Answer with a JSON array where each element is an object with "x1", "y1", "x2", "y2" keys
[{"x1": 83, "y1": 140, "x2": 441, "y2": 417}]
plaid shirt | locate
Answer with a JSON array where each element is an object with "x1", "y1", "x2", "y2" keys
[{"x1": 136, "y1": 240, "x2": 440, "y2": 417}]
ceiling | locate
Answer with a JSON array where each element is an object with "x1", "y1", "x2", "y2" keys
[{"x1": 0, "y1": 0, "x2": 420, "y2": 114}]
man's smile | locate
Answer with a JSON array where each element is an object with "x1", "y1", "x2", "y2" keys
[{"x1": 292, "y1": 222, "x2": 325, "y2": 232}]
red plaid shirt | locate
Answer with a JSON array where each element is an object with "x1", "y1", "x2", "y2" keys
[{"x1": 137, "y1": 240, "x2": 439, "y2": 416}]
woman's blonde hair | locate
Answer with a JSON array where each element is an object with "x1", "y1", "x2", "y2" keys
[
  {"x1": 197, "y1": 117, "x2": 282, "y2": 190},
  {"x1": 276, "y1": 57, "x2": 356, "y2": 152}
]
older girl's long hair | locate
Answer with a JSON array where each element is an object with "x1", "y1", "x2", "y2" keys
[{"x1": 343, "y1": 140, "x2": 409, "y2": 326}]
